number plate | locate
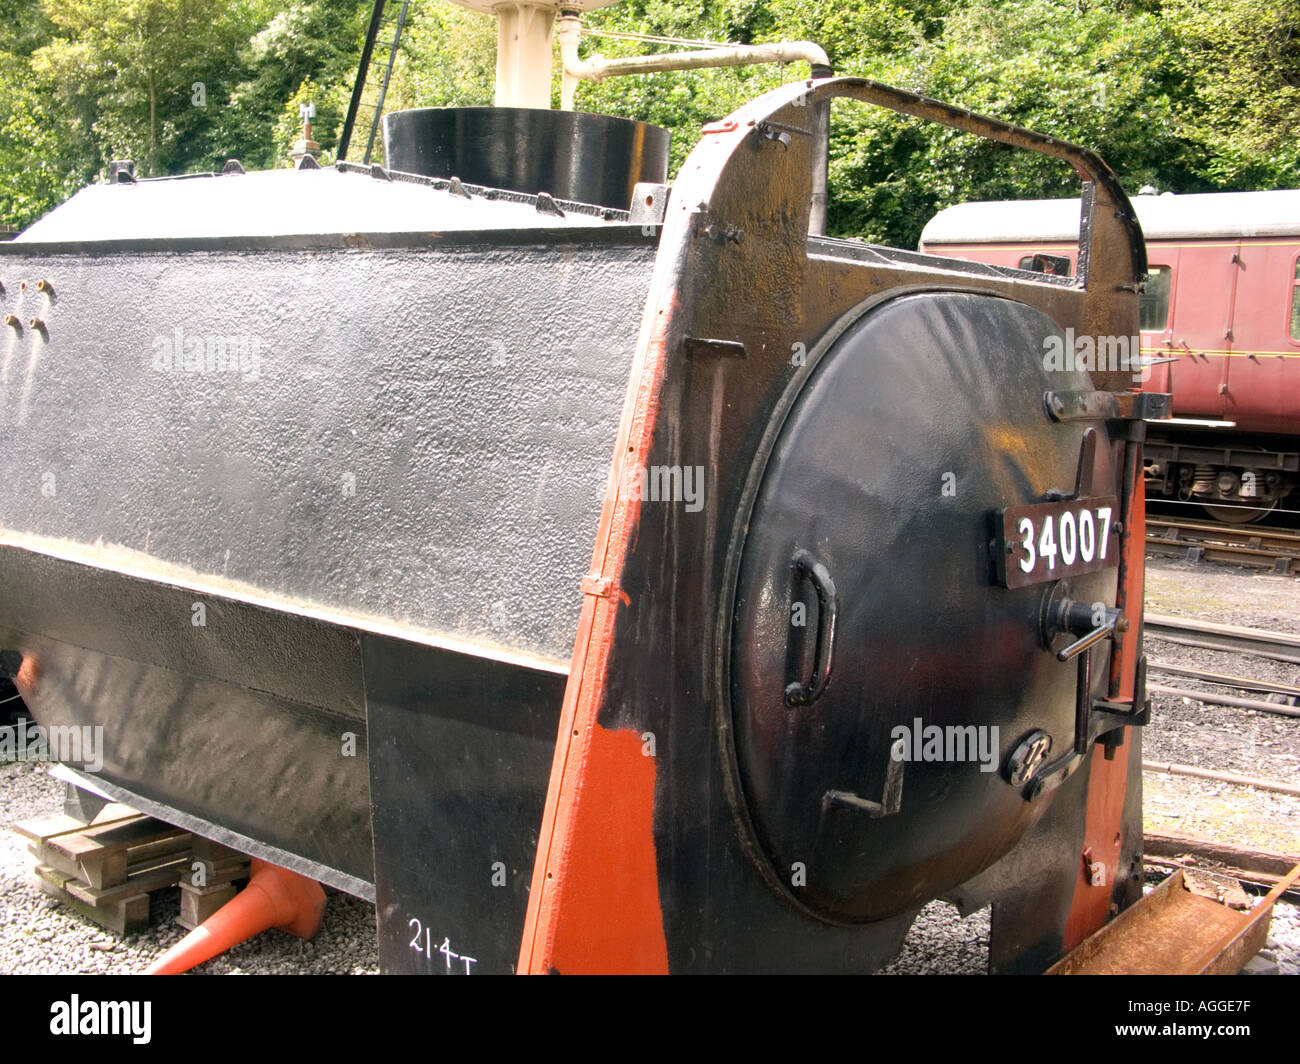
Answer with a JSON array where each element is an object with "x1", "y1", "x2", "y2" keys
[{"x1": 994, "y1": 496, "x2": 1120, "y2": 588}]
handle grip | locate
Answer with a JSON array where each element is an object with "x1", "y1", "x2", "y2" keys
[{"x1": 784, "y1": 549, "x2": 838, "y2": 707}]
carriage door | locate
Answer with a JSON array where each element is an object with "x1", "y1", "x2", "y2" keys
[{"x1": 1167, "y1": 242, "x2": 1239, "y2": 420}]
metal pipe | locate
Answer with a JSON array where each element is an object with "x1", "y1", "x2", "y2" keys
[
  {"x1": 809, "y1": 97, "x2": 830, "y2": 236},
  {"x1": 558, "y1": 13, "x2": 829, "y2": 109},
  {"x1": 364, "y1": 0, "x2": 410, "y2": 164},
  {"x1": 558, "y1": 12, "x2": 832, "y2": 230},
  {"x1": 1143, "y1": 760, "x2": 1300, "y2": 797},
  {"x1": 495, "y1": 3, "x2": 558, "y2": 109},
  {"x1": 338, "y1": 0, "x2": 389, "y2": 162},
  {"x1": 1148, "y1": 684, "x2": 1300, "y2": 718}
]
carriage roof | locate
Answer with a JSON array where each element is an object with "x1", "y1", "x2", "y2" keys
[{"x1": 919, "y1": 188, "x2": 1300, "y2": 246}]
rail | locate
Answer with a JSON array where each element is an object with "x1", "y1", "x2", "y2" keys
[
  {"x1": 1143, "y1": 612, "x2": 1300, "y2": 665},
  {"x1": 1146, "y1": 517, "x2": 1300, "y2": 575}
]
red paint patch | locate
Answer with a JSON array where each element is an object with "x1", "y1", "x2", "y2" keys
[
  {"x1": 1063, "y1": 740, "x2": 1131, "y2": 951},
  {"x1": 1064, "y1": 467, "x2": 1145, "y2": 951},
  {"x1": 541, "y1": 726, "x2": 668, "y2": 974},
  {"x1": 519, "y1": 302, "x2": 677, "y2": 974}
]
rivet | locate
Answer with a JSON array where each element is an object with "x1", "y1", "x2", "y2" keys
[{"x1": 27, "y1": 317, "x2": 44, "y2": 330}]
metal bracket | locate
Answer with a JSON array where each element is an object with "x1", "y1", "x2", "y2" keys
[
  {"x1": 629, "y1": 182, "x2": 671, "y2": 227},
  {"x1": 823, "y1": 738, "x2": 905, "y2": 818},
  {"x1": 580, "y1": 573, "x2": 614, "y2": 598},
  {"x1": 1045, "y1": 390, "x2": 1171, "y2": 423},
  {"x1": 1045, "y1": 426, "x2": 1099, "y2": 502},
  {"x1": 685, "y1": 336, "x2": 747, "y2": 360},
  {"x1": 1011, "y1": 653, "x2": 1149, "y2": 802}
]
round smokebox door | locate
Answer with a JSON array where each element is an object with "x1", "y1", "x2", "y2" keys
[{"x1": 727, "y1": 291, "x2": 1119, "y2": 923}]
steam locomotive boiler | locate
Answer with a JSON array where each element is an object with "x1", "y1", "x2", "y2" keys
[{"x1": 0, "y1": 3, "x2": 1164, "y2": 973}]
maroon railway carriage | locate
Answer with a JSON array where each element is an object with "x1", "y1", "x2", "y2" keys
[{"x1": 921, "y1": 191, "x2": 1300, "y2": 522}]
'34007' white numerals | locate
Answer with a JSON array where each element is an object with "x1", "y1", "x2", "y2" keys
[
  {"x1": 1017, "y1": 504, "x2": 1112, "y2": 574},
  {"x1": 409, "y1": 917, "x2": 477, "y2": 973}
]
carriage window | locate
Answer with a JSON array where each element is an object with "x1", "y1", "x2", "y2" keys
[
  {"x1": 1291, "y1": 258, "x2": 1300, "y2": 340},
  {"x1": 1018, "y1": 253, "x2": 1072, "y2": 276},
  {"x1": 1140, "y1": 266, "x2": 1172, "y2": 331}
]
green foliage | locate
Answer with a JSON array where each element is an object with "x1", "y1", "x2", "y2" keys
[
  {"x1": 1161, "y1": 0, "x2": 1300, "y2": 188},
  {"x1": 0, "y1": 0, "x2": 1294, "y2": 246},
  {"x1": 827, "y1": 0, "x2": 1200, "y2": 245},
  {"x1": 32, "y1": 0, "x2": 265, "y2": 177},
  {"x1": 393, "y1": 0, "x2": 495, "y2": 110},
  {"x1": 0, "y1": 1, "x2": 91, "y2": 227},
  {"x1": 215, "y1": 1, "x2": 371, "y2": 171},
  {"x1": 0, "y1": 46, "x2": 91, "y2": 230}
]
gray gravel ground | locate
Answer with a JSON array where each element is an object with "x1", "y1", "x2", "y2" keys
[
  {"x1": 881, "y1": 902, "x2": 990, "y2": 974},
  {"x1": 1, "y1": 554, "x2": 1295, "y2": 975}
]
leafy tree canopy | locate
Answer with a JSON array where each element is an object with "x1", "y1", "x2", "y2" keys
[{"x1": 0, "y1": 0, "x2": 1293, "y2": 247}]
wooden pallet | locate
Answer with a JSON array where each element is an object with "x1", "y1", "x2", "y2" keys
[
  {"x1": 12, "y1": 806, "x2": 249, "y2": 936},
  {"x1": 176, "y1": 836, "x2": 250, "y2": 930}
]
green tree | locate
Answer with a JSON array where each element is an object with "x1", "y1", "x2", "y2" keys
[
  {"x1": 32, "y1": 0, "x2": 262, "y2": 177},
  {"x1": 1163, "y1": 0, "x2": 1300, "y2": 188},
  {"x1": 216, "y1": 1, "x2": 371, "y2": 170},
  {"x1": 824, "y1": 0, "x2": 1197, "y2": 245},
  {"x1": 0, "y1": 0, "x2": 1296, "y2": 245},
  {"x1": 0, "y1": 1, "x2": 91, "y2": 228}
]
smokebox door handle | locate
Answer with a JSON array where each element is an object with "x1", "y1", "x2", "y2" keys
[{"x1": 784, "y1": 549, "x2": 838, "y2": 708}]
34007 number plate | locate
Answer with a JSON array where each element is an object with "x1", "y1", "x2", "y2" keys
[{"x1": 995, "y1": 496, "x2": 1120, "y2": 589}]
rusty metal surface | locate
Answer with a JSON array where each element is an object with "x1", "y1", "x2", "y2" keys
[
  {"x1": 1048, "y1": 863, "x2": 1300, "y2": 974},
  {"x1": 2, "y1": 72, "x2": 1155, "y2": 971},
  {"x1": 1192, "y1": 862, "x2": 1300, "y2": 975}
]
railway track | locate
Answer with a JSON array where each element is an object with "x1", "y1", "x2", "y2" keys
[
  {"x1": 1145, "y1": 613, "x2": 1300, "y2": 715},
  {"x1": 1146, "y1": 517, "x2": 1300, "y2": 575},
  {"x1": 1142, "y1": 611, "x2": 1299, "y2": 798},
  {"x1": 1143, "y1": 612, "x2": 1300, "y2": 665}
]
